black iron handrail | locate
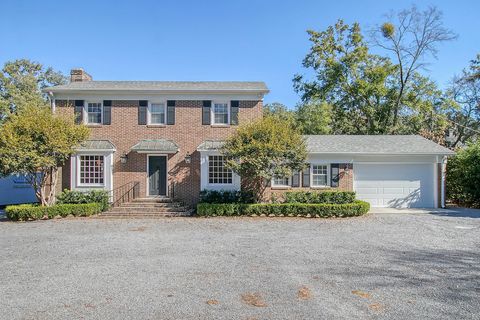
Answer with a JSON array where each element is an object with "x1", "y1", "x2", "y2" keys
[{"x1": 110, "y1": 181, "x2": 140, "y2": 207}]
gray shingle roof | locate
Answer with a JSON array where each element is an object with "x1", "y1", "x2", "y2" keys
[
  {"x1": 77, "y1": 140, "x2": 116, "y2": 151},
  {"x1": 44, "y1": 81, "x2": 269, "y2": 93},
  {"x1": 197, "y1": 140, "x2": 225, "y2": 151},
  {"x1": 197, "y1": 136, "x2": 454, "y2": 155},
  {"x1": 305, "y1": 135, "x2": 454, "y2": 154},
  {"x1": 131, "y1": 139, "x2": 179, "y2": 153}
]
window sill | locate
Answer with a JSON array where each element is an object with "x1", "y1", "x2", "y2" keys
[
  {"x1": 147, "y1": 124, "x2": 166, "y2": 128},
  {"x1": 271, "y1": 186, "x2": 291, "y2": 190},
  {"x1": 310, "y1": 186, "x2": 332, "y2": 189},
  {"x1": 85, "y1": 124, "x2": 102, "y2": 128},
  {"x1": 210, "y1": 124, "x2": 230, "y2": 128}
]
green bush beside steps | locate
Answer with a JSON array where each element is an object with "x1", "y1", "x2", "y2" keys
[
  {"x1": 6, "y1": 203, "x2": 103, "y2": 221},
  {"x1": 197, "y1": 201, "x2": 370, "y2": 218}
]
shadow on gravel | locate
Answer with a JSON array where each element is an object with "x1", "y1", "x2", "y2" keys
[
  {"x1": 327, "y1": 248, "x2": 480, "y2": 317},
  {"x1": 428, "y1": 208, "x2": 480, "y2": 219}
]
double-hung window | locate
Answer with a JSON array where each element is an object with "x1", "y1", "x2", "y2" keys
[
  {"x1": 79, "y1": 155, "x2": 104, "y2": 185},
  {"x1": 212, "y1": 102, "x2": 229, "y2": 125},
  {"x1": 272, "y1": 176, "x2": 290, "y2": 187},
  {"x1": 149, "y1": 103, "x2": 166, "y2": 125},
  {"x1": 86, "y1": 102, "x2": 102, "y2": 124},
  {"x1": 208, "y1": 155, "x2": 232, "y2": 184},
  {"x1": 311, "y1": 164, "x2": 328, "y2": 187}
]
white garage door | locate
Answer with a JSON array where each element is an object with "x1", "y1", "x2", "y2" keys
[{"x1": 354, "y1": 164, "x2": 435, "y2": 208}]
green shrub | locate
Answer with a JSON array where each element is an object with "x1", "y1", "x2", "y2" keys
[
  {"x1": 5, "y1": 203, "x2": 103, "y2": 221},
  {"x1": 284, "y1": 191, "x2": 355, "y2": 204},
  {"x1": 199, "y1": 189, "x2": 255, "y2": 204},
  {"x1": 196, "y1": 201, "x2": 370, "y2": 218},
  {"x1": 57, "y1": 189, "x2": 110, "y2": 211}
]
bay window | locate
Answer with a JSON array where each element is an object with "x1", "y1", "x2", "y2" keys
[
  {"x1": 79, "y1": 155, "x2": 104, "y2": 185},
  {"x1": 208, "y1": 155, "x2": 232, "y2": 184}
]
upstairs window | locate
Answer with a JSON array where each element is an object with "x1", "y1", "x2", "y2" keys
[
  {"x1": 79, "y1": 155, "x2": 104, "y2": 185},
  {"x1": 149, "y1": 103, "x2": 166, "y2": 125},
  {"x1": 208, "y1": 155, "x2": 232, "y2": 184},
  {"x1": 86, "y1": 102, "x2": 102, "y2": 124},
  {"x1": 312, "y1": 164, "x2": 328, "y2": 187},
  {"x1": 212, "y1": 102, "x2": 229, "y2": 125}
]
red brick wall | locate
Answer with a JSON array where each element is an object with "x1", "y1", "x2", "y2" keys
[
  {"x1": 264, "y1": 163, "x2": 354, "y2": 202},
  {"x1": 56, "y1": 99, "x2": 262, "y2": 205}
]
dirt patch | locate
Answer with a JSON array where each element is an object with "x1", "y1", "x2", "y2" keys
[
  {"x1": 298, "y1": 286, "x2": 312, "y2": 300},
  {"x1": 206, "y1": 299, "x2": 219, "y2": 305},
  {"x1": 129, "y1": 226, "x2": 147, "y2": 232},
  {"x1": 368, "y1": 302, "x2": 385, "y2": 312},
  {"x1": 241, "y1": 292, "x2": 267, "y2": 307},
  {"x1": 351, "y1": 290, "x2": 371, "y2": 299}
]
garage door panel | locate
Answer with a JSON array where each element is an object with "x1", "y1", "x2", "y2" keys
[{"x1": 354, "y1": 164, "x2": 434, "y2": 208}]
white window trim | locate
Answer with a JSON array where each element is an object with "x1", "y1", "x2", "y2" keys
[
  {"x1": 77, "y1": 154, "x2": 106, "y2": 187},
  {"x1": 271, "y1": 176, "x2": 291, "y2": 188},
  {"x1": 310, "y1": 163, "x2": 331, "y2": 188},
  {"x1": 147, "y1": 101, "x2": 167, "y2": 125},
  {"x1": 211, "y1": 101, "x2": 230, "y2": 126},
  {"x1": 207, "y1": 155, "x2": 233, "y2": 186},
  {"x1": 84, "y1": 101, "x2": 103, "y2": 125}
]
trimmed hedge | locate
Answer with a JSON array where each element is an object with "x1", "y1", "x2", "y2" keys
[
  {"x1": 56, "y1": 189, "x2": 110, "y2": 211},
  {"x1": 284, "y1": 191, "x2": 356, "y2": 204},
  {"x1": 197, "y1": 200, "x2": 370, "y2": 218},
  {"x1": 5, "y1": 203, "x2": 103, "y2": 221},
  {"x1": 199, "y1": 189, "x2": 255, "y2": 204}
]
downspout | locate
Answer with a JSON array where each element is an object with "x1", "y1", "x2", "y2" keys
[
  {"x1": 48, "y1": 91, "x2": 55, "y2": 113},
  {"x1": 441, "y1": 156, "x2": 447, "y2": 208}
]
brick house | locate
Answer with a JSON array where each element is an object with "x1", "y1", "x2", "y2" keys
[{"x1": 43, "y1": 69, "x2": 453, "y2": 209}]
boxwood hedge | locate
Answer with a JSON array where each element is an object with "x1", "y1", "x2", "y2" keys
[
  {"x1": 283, "y1": 191, "x2": 355, "y2": 204},
  {"x1": 197, "y1": 200, "x2": 370, "y2": 218},
  {"x1": 5, "y1": 203, "x2": 103, "y2": 221}
]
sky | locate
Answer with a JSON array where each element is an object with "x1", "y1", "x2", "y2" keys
[{"x1": 0, "y1": 0, "x2": 478, "y2": 107}]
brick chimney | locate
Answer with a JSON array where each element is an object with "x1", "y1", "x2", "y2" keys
[{"x1": 70, "y1": 68, "x2": 92, "y2": 82}]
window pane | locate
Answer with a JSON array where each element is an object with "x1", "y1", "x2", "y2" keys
[
  {"x1": 87, "y1": 102, "x2": 102, "y2": 124},
  {"x1": 79, "y1": 155, "x2": 104, "y2": 185},
  {"x1": 151, "y1": 113, "x2": 165, "y2": 124},
  {"x1": 151, "y1": 104, "x2": 164, "y2": 113},
  {"x1": 213, "y1": 103, "x2": 228, "y2": 124},
  {"x1": 312, "y1": 165, "x2": 328, "y2": 186},
  {"x1": 208, "y1": 155, "x2": 233, "y2": 184}
]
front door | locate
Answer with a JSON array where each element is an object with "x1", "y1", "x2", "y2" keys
[{"x1": 148, "y1": 156, "x2": 167, "y2": 196}]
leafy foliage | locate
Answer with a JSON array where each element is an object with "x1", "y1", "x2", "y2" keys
[
  {"x1": 221, "y1": 116, "x2": 307, "y2": 201},
  {"x1": 0, "y1": 59, "x2": 67, "y2": 121},
  {"x1": 295, "y1": 100, "x2": 332, "y2": 134},
  {"x1": 56, "y1": 189, "x2": 110, "y2": 211},
  {"x1": 0, "y1": 104, "x2": 89, "y2": 206},
  {"x1": 283, "y1": 191, "x2": 355, "y2": 204},
  {"x1": 196, "y1": 201, "x2": 370, "y2": 217},
  {"x1": 199, "y1": 189, "x2": 255, "y2": 204},
  {"x1": 5, "y1": 203, "x2": 103, "y2": 221},
  {"x1": 446, "y1": 141, "x2": 480, "y2": 207}
]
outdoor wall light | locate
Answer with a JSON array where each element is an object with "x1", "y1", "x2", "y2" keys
[
  {"x1": 184, "y1": 152, "x2": 192, "y2": 164},
  {"x1": 120, "y1": 153, "x2": 128, "y2": 164}
]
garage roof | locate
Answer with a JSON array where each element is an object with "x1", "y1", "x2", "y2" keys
[
  {"x1": 305, "y1": 135, "x2": 455, "y2": 155},
  {"x1": 197, "y1": 135, "x2": 454, "y2": 155}
]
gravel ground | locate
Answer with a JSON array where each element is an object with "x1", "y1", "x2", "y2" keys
[{"x1": 1, "y1": 209, "x2": 479, "y2": 320}]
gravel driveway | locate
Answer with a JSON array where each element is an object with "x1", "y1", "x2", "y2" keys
[{"x1": 1, "y1": 209, "x2": 479, "y2": 319}]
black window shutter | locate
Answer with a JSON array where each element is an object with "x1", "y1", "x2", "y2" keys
[
  {"x1": 331, "y1": 164, "x2": 339, "y2": 187},
  {"x1": 138, "y1": 100, "x2": 147, "y2": 125},
  {"x1": 230, "y1": 100, "x2": 239, "y2": 125},
  {"x1": 74, "y1": 100, "x2": 84, "y2": 124},
  {"x1": 167, "y1": 100, "x2": 175, "y2": 125},
  {"x1": 202, "y1": 100, "x2": 211, "y2": 125},
  {"x1": 103, "y1": 100, "x2": 112, "y2": 125},
  {"x1": 291, "y1": 171, "x2": 300, "y2": 187},
  {"x1": 302, "y1": 165, "x2": 310, "y2": 187}
]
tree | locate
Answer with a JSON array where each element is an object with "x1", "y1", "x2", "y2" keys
[
  {"x1": 221, "y1": 116, "x2": 307, "y2": 201},
  {"x1": 447, "y1": 140, "x2": 480, "y2": 207},
  {"x1": 371, "y1": 5, "x2": 457, "y2": 132},
  {"x1": 263, "y1": 102, "x2": 295, "y2": 124},
  {"x1": 445, "y1": 54, "x2": 480, "y2": 148},
  {"x1": 0, "y1": 59, "x2": 67, "y2": 122},
  {"x1": 296, "y1": 100, "x2": 332, "y2": 134},
  {"x1": 0, "y1": 103, "x2": 89, "y2": 206}
]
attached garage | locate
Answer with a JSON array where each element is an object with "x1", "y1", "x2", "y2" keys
[{"x1": 354, "y1": 163, "x2": 435, "y2": 208}]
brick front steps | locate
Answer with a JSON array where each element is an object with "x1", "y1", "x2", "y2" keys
[{"x1": 97, "y1": 198, "x2": 194, "y2": 218}]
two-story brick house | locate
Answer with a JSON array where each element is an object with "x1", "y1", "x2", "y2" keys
[{"x1": 44, "y1": 69, "x2": 454, "y2": 210}]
